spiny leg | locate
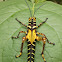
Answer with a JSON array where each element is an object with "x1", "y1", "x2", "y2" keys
[
  {"x1": 36, "y1": 18, "x2": 48, "y2": 29},
  {"x1": 15, "y1": 36, "x2": 27, "y2": 58},
  {"x1": 36, "y1": 36, "x2": 46, "y2": 62},
  {"x1": 41, "y1": 37, "x2": 46, "y2": 62},
  {"x1": 12, "y1": 31, "x2": 27, "y2": 39},
  {"x1": 47, "y1": 39, "x2": 55, "y2": 45},
  {"x1": 15, "y1": 18, "x2": 27, "y2": 27},
  {"x1": 37, "y1": 32, "x2": 55, "y2": 45}
]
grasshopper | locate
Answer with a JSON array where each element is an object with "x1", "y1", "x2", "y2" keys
[{"x1": 12, "y1": 0, "x2": 55, "y2": 62}]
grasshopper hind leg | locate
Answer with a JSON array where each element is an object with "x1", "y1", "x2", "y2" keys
[{"x1": 47, "y1": 39, "x2": 55, "y2": 45}]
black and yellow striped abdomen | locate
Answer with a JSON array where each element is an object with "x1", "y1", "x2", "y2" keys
[{"x1": 27, "y1": 40, "x2": 36, "y2": 62}]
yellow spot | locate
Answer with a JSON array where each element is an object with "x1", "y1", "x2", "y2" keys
[
  {"x1": 43, "y1": 38, "x2": 46, "y2": 40},
  {"x1": 28, "y1": 52, "x2": 30, "y2": 54},
  {"x1": 32, "y1": 48, "x2": 35, "y2": 51},
  {"x1": 33, "y1": 26, "x2": 36, "y2": 28},
  {"x1": 28, "y1": 48, "x2": 31, "y2": 50},
  {"x1": 32, "y1": 53, "x2": 35, "y2": 55},
  {"x1": 42, "y1": 54, "x2": 44, "y2": 57},
  {"x1": 28, "y1": 61, "x2": 30, "y2": 62},
  {"x1": 34, "y1": 18, "x2": 36, "y2": 21},
  {"x1": 20, "y1": 53, "x2": 22, "y2": 55},
  {"x1": 44, "y1": 59, "x2": 45, "y2": 61},
  {"x1": 27, "y1": 44, "x2": 31, "y2": 46},
  {"x1": 27, "y1": 26, "x2": 31, "y2": 28},
  {"x1": 29, "y1": 17, "x2": 31, "y2": 21},
  {"x1": 32, "y1": 44, "x2": 35, "y2": 46},
  {"x1": 36, "y1": 36, "x2": 42, "y2": 41},
  {"x1": 28, "y1": 57, "x2": 30, "y2": 59},
  {"x1": 31, "y1": 61, "x2": 33, "y2": 62},
  {"x1": 31, "y1": 57, "x2": 34, "y2": 59},
  {"x1": 16, "y1": 56, "x2": 18, "y2": 57}
]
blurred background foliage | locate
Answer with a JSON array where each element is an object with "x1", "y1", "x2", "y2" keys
[
  {"x1": 28, "y1": 0, "x2": 62, "y2": 5},
  {"x1": 0, "y1": 0, "x2": 62, "y2": 5},
  {"x1": 47, "y1": 0, "x2": 62, "y2": 5}
]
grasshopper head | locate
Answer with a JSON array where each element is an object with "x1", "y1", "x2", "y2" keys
[{"x1": 29, "y1": 17, "x2": 36, "y2": 22}]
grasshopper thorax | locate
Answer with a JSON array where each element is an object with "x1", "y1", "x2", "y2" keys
[{"x1": 28, "y1": 17, "x2": 36, "y2": 28}]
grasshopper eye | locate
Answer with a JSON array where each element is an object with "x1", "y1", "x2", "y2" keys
[
  {"x1": 34, "y1": 17, "x2": 36, "y2": 20},
  {"x1": 29, "y1": 17, "x2": 31, "y2": 21}
]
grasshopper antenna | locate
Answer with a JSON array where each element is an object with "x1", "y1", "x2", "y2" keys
[
  {"x1": 34, "y1": 2, "x2": 46, "y2": 15},
  {"x1": 25, "y1": 0, "x2": 32, "y2": 17}
]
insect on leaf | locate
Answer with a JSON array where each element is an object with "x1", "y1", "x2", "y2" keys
[{"x1": 0, "y1": 0, "x2": 62, "y2": 62}]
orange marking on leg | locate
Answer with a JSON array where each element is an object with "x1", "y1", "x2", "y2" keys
[
  {"x1": 22, "y1": 37, "x2": 26, "y2": 42},
  {"x1": 36, "y1": 36, "x2": 42, "y2": 41}
]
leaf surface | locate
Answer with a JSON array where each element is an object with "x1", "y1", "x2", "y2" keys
[{"x1": 0, "y1": 0, "x2": 62, "y2": 62}]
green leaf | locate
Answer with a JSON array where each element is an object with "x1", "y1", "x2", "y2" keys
[
  {"x1": 28, "y1": 0, "x2": 46, "y2": 3},
  {"x1": 0, "y1": 0, "x2": 62, "y2": 62}
]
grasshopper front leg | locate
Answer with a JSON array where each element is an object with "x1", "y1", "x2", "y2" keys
[
  {"x1": 15, "y1": 36, "x2": 27, "y2": 58},
  {"x1": 12, "y1": 31, "x2": 27, "y2": 58},
  {"x1": 15, "y1": 18, "x2": 27, "y2": 27},
  {"x1": 12, "y1": 31, "x2": 27, "y2": 39},
  {"x1": 36, "y1": 18, "x2": 48, "y2": 29}
]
